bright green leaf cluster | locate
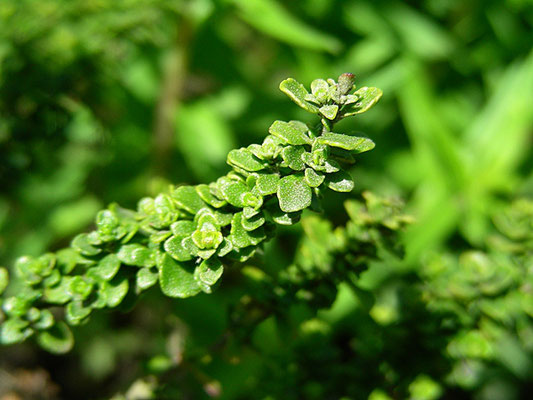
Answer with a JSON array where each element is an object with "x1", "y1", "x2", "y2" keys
[
  {"x1": 280, "y1": 73, "x2": 383, "y2": 131},
  {"x1": 0, "y1": 74, "x2": 381, "y2": 353}
]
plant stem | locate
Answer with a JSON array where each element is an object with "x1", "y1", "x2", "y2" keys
[{"x1": 152, "y1": 15, "x2": 192, "y2": 176}]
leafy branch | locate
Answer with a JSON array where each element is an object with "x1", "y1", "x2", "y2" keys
[
  {"x1": 115, "y1": 191, "x2": 412, "y2": 398},
  {"x1": 0, "y1": 74, "x2": 382, "y2": 354}
]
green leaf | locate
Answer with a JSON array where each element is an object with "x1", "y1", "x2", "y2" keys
[
  {"x1": 319, "y1": 104, "x2": 339, "y2": 120},
  {"x1": 158, "y1": 254, "x2": 202, "y2": 298},
  {"x1": 279, "y1": 79, "x2": 319, "y2": 114},
  {"x1": 311, "y1": 79, "x2": 329, "y2": 103},
  {"x1": 243, "y1": 206, "x2": 259, "y2": 219},
  {"x1": 0, "y1": 318, "x2": 32, "y2": 345},
  {"x1": 164, "y1": 236, "x2": 193, "y2": 262},
  {"x1": 288, "y1": 120, "x2": 310, "y2": 135},
  {"x1": 149, "y1": 230, "x2": 172, "y2": 244},
  {"x1": 217, "y1": 238, "x2": 233, "y2": 257},
  {"x1": 68, "y1": 276, "x2": 93, "y2": 300},
  {"x1": 227, "y1": 246, "x2": 257, "y2": 262},
  {"x1": 182, "y1": 236, "x2": 213, "y2": 259},
  {"x1": 230, "y1": 213, "x2": 266, "y2": 248},
  {"x1": 304, "y1": 168, "x2": 325, "y2": 188},
  {"x1": 343, "y1": 87, "x2": 383, "y2": 116},
  {"x1": 72, "y1": 233, "x2": 101, "y2": 257},
  {"x1": 33, "y1": 310, "x2": 54, "y2": 330},
  {"x1": 14, "y1": 255, "x2": 56, "y2": 286},
  {"x1": 0, "y1": 267, "x2": 8, "y2": 295},
  {"x1": 26, "y1": 308, "x2": 40, "y2": 323},
  {"x1": 196, "y1": 208, "x2": 221, "y2": 229},
  {"x1": 42, "y1": 270, "x2": 60, "y2": 287},
  {"x1": 281, "y1": 146, "x2": 305, "y2": 171},
  {"x1": 153, "y1": 194, "x2": 177, "y2": 225},
  {"x1": 91, "y1": 254, "x2": 121, "y2": 281},
  {"x1": 136, "y1": 268, "x2": 159, "y2": 291},
  {"x1": 326, "y1": 170, "x2": 355, "y2": 192},
  {"x1": 172, "y1": 186, "x2": 206, "y2": 214},
  {"x1": 194, "y1": 258, "x2": 224, "y2": 287},
  {"x1": 213, "y1": 210, "x2": 234, "y2": 227},
  {"x1": 36, "y1": 322, "x2": 73, "y2": 354},
  {"x1": 256, "y1": 174, "x2": 280, "y2": 195},
  {"x1": 330, "y1": 147, "x2": 356, "y2": 164},
  {"x1": 221, "y1": 180, "x2": 251, "y2": 208},
  {"x1": 2, "y1": 296, "x2": 31, "y2": 318},
  {"x1": 66, "y1": 300, "x2": 91, "y2": 325},
  {"x1": 196, "y1": 184, "x2": 227, "y2": 208},
  {"x1": 242, "y1": 213, "x2": 266, "y2": 231},
  {"x1": 170, "y1": 220, "x2": 196, "y2": 238},
  {"x1": 318, "y1": 133, "x2": 375, "y2": 153},
  {"x1": 227, "y1": 148, "x2": 267, "y2": 172},
  {"x1": 191, "y1": 230, "x2": 224, "y2": 250},
  {"x1": 44, "y1": 278, "x2": 73, "y2": 304},
  {"x1": 230, "y1": 0, "x2": 341, "y2": 53},
  {"x1": 14, "y1": 256, "x2": 42, "y2": 285},
  {"x1": 117, "y1": 244, "x2": 155, "y2": 268},
  {"x1": 56, "y1": 248, "x2": 82, "y2": 274},
  {"x1": 277, "y1": 175, "x2": 312, "y2": 213},
  {"x1": 269, "y1": 120, "x2": 312, "y2": 145},
  {"x1": 95, "y1": 209, "x2": 120, "y2": 241},
  {"x1": 102, "y1": 275, "x2": 129, "y2": 307},
  {"x1": 269, "y1": 208, "x2": 301, "y2": 225}
]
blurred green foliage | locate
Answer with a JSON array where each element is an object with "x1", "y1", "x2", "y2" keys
[{"x1": 1, "y1": 0, "x2": 533, "y2": 399}]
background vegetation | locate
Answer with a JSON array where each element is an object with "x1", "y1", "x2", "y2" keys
[{"x1": 1, "y1": 0, "x2": 533, "y2": 399}]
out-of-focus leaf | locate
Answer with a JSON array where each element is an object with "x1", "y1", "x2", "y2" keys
[
  {"x1": 48, "y1": 196, "x2": 102, "y2": 237},
  {"x1": 408, "y1": 375, "x2": 442, "y2": 400},
  {"x1": 176, "y1": 101, "x2": 236, "y2": 181},
  {"x1": 465, "y1": 50, "x2": 533, "y2": 190},
  {"x1": 122, "y1": 56, "x2": 159, "y2": 103},
  {"x1": 346, "y1": 36, "x2": 397, "y2": 73},
  {"x1": 229, "y1": 0, "x2": 342, "y2": 53},
  {"x1": 342, "y1": 2, "x2": 391, "y2": 36},
  {"x1": 384, "y1": 3, "x2": 455, "y2": 60}
]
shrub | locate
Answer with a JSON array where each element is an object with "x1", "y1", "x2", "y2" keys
[
  {"x1": 1, "y1": 71, "x2": 532, "y2": 400},
  {"x1": 1, "y1": 74, "x2": 404, "y2": 398}
]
